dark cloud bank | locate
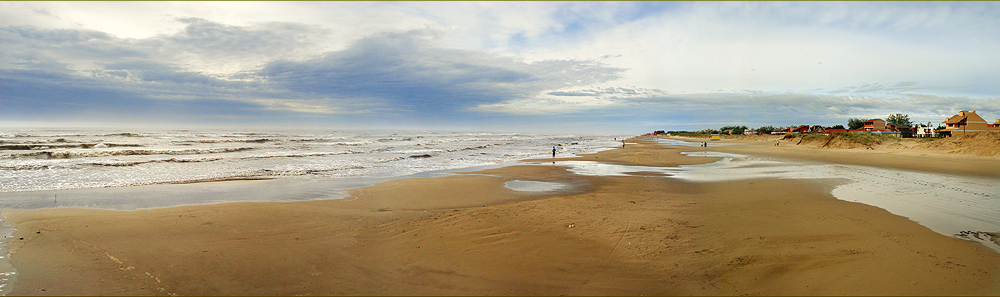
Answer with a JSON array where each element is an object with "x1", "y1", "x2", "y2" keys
[{"x1": 2, "y1": 21, "x2": 629, "y2": 129}]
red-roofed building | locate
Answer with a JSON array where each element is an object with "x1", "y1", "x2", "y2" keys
[
  {"x1": 864, "y1": 119, "x2": 886, "y2": 131},
  {"x1": 783, "y1": 125, "x2": 810, "y2": 134}
]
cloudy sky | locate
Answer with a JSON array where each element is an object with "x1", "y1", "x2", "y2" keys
[{"x1": 2, "y1": 1, "x2": 999, "y2": 133}]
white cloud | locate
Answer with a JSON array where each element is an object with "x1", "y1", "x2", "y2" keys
[
  {"x1": 247, "y1": 98, "x2": 339, "y2": 114},
  {"x1": 503, "y1": 2, "x2": 1000, "y2": 97},
  {"x1": 4, "y1": 1, "x2": 1000, "y2": 132}
]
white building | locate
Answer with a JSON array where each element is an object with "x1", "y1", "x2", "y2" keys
[{"x1": 915, "y1": 126, "x2": 938, "y2": 138}]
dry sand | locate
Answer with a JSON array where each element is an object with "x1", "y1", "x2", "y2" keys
[
  {"x1": 5, "y1": 139, "x2": 1000, "y2": 295},
  {"x1": 668, "y1": 133, "x2": 1000, "y2": 177}
]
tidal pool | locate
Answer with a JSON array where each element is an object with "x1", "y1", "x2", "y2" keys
[{"x1": 504, "y1": 180, "x2": 569, "y2": 192}]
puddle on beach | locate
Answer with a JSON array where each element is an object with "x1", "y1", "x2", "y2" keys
[
  {"x1": 549, "y1": 149, "x2": 1000, "y2": 252},
  {"x1": 504, "y1": 180, "x2": 569, "y2": 192}
]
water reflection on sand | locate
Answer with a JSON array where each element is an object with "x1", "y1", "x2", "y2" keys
[
  {"x1": 551, "y1": 151, "x2": 1000, "y2": 252},
  {"x1": 504, "y1": 180, "x2": 569, "y2": 192}
]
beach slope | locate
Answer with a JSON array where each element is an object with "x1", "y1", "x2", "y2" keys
[{"x1": 5, "y1": 139, "x2": 999, "y2": 295}]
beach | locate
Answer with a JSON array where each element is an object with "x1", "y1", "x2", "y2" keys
[
  {"x1": 5, "y1": 137, "x2": 1000, "y2": 295},
  {"x1": 704, "y1": 134, "x2": 1000, "y2": 177}
]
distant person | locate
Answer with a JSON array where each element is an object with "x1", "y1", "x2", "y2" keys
[
  {"x1": 776, "y1": 140, "x2": 780, "y2": 146},
  {"x1": 622, "y1": 140, "x2": 626, "y2": 148},
  {"x1": 552, "y1": 146, "x2": 556, "y2": 158}
]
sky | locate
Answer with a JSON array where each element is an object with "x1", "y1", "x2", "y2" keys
[{"x1": 2, "y1": 1, "x2": 999, "y2": 134}]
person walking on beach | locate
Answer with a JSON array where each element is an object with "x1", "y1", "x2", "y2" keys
[
  {"x1": 552, "y1": 146, "x2": 557, "y2": 158},
  {"x1": 776, "y1": 140, "x2": 780, "y2": 146}
]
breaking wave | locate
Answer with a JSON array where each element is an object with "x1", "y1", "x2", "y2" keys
[
  {"x1": 0, "y1": 129, "x2": 623, "y2": 193},
  {"x1": 0, "y1": 143, "x2": 143, "y2": 150},
  {"x1": 5, "y1": 147, "x2": 256, "y2": 159},
  {"x1": 84, "y1": 151, "x2": 361, "y2": 167}
]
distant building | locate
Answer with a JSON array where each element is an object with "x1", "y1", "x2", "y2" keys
[
  {"x1": 915, "y1": 126, "x2": 938, "y2": 138},
  {"x1": 782, "y1": 125, "x2": 810, "y2": 134},
  {"x1": 863, "y1": 119, "x2": 886, "y2": 131},
  {"x1": 939, "y1": 110, "x2": 1000, "y2": 136}
]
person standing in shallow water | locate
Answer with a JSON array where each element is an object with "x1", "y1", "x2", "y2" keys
[{"x1": 552, "y1": 146, "x2": 557, "y2": 158}]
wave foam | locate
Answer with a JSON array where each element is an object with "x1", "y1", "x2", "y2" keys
[{"x1": 7, "y1": 147, "x2": 256, "y2": 159}]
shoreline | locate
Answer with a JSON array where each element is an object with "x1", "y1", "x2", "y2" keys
[{"x1": 4, "y1": 137, "x2": 1000, "y2": 295}]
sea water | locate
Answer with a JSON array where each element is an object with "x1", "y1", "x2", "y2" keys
[
  {"x1": 0, "y1": 128, "x2": 622, "y2": 198},
  {"x1": 0, "y1": 128, "x2": 623, "y2": 295}
]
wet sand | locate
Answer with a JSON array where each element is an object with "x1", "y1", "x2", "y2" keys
[{"x1": 5, "y1": 139, "x2": 1000, "y2": 295}]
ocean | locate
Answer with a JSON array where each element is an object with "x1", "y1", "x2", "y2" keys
[{"x1": 0, "y1": 128, "x2": 622, "y2": 194}]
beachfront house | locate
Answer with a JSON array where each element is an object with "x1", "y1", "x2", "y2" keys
[
  {"x1": 939, "y1": 110, "x2": 1000, "y2": 136},
  {"x1": 782, "y1": 125, "x2": 810, "y2": 134},
  {"x1": 915, "y1": 126, "x2": 938, "y2": 138},
  {"x1": 863, "y1": 119, "x2": 886, "y2": 131}
]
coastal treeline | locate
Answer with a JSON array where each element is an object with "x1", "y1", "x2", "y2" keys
[{"x1": 667, "y1": 113, "x2": 943, "y2": 136}]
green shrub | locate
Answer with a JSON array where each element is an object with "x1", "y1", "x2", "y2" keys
[{"x1": 671, "y1": 132, "x2": 710, "y2": 138}]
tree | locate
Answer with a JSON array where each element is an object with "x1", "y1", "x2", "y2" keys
[
  {"x1": 886, "y1": 113, "x2": 913, "y2": 130},
  {"x1": 830, "y1": 124, "x2": 845, "y2": 129},
  {"x1": 756, "y1": 126, "x2": 777, "y2": 134},
  {"x1": 847, "y1": 118, "x2": 865, "y2": 130},
  {"x1": 720, "y1": 125, "x2": 748, "y2": 135}
]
